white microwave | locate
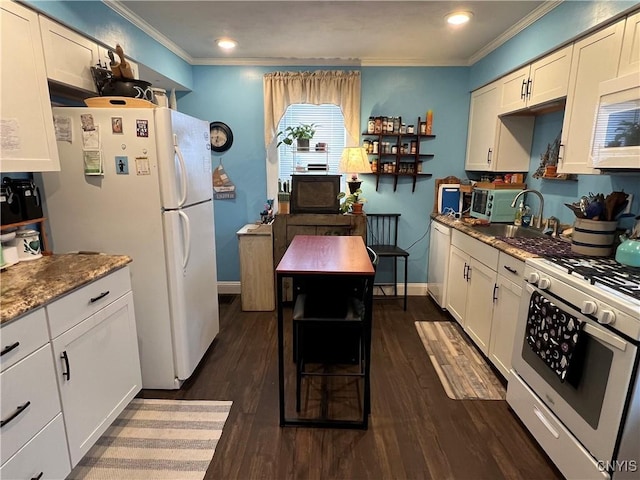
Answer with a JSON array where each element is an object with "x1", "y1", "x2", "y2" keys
[{"x1": 590, "y1": 72, "x2": 640, "y2": 170}]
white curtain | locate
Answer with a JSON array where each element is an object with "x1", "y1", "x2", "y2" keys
[{"x1": 263, "y1": 70, "x2": 361, "y2": 200}]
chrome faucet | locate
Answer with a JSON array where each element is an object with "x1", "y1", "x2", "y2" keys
[{"x1": 511, "y1": 189, "x2": 544, "y2": 229}]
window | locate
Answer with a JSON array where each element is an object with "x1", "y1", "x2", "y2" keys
[{"x1": 277, "y1": 104, "x2": 346, "y2": 181}]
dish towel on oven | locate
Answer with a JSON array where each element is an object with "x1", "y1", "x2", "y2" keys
[{"x1": 526, "y1": 291, "x2": 585, "y2": 382}]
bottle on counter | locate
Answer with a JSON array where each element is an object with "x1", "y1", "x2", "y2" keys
[{"x1": 514, "y1": 201, "x2": 524, "y2": 226}]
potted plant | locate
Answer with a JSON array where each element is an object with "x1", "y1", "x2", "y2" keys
[
  {"x1": 337, "y1": 188, "x2": 366, "y2": 214},
  {"x1": 276, "y1": 123, "x2": 317, "y2": 150}
]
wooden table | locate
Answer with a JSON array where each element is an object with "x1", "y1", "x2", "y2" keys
[{"x1": 275, "y1": 235, "x2": 375, "y2": 429}]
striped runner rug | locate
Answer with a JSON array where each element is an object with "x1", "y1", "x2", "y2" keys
[
  {"x1": 415, "y1": 321, "x2": 506, "y2": 400},
  {"x1": 68, "y1": 399, "x2": 232, "y2": 480}
]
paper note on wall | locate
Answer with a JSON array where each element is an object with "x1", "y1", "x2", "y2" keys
[
  {"x1": 54, "y1": 115, "x2": 73, "y2": 142},
  {"x1": 82, "y1": 126, "x2": 100, "y2": 149}
]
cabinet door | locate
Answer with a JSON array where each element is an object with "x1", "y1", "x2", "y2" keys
[
  {"x1": 0, "y1": 2, "x2": 60, "y2": 172},
  {"x1": 39, "y1": 16, "x2": 99, "y2": 93},
  {"x1": 465, "y1": 81, "x2": 501, "y2": 171},
  {"x1": 489, "y1": 274, "x2": 522, "y2": 378},
  {"x1": 445, "y1": 246, "x2": 469, "y2": 327},
  {"x1": 527, "y1": 44, "x2": 573, "y2": 108},
  {"x1": 618, "y1": 10, "x2": 640, "y2": 77},
  {"x1": 492, "y1": 115, "x2": 535, "y2": 172},
  {"x1": 52, "y1": 292, "x2": 141, "y2": 467},
  {"x1": 463, "y1": 258, "x2": 497, "y2": 356},
  {"x1": 558, "y1": 20, "x2": 625, "y2": 174},
  {"x1": 498, "y1": 66, "x2": 529, "y2": 114}
]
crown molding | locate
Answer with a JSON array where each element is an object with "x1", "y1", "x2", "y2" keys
[
  {"x1": 468, "y1": 0, "x2": 563, "y2": 65},
  {"x1": 104, "y1": 0, "x2": 194, "y2": 63},
  {"x1": 105, "y1": 0, "x2": 563, "y2": 68}
]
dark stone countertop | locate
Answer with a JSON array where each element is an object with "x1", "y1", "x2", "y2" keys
[
  {"x1": 431, "y1": 214, "x2": 573, "y2": 261},
  {"x1": 0, "y1": 253, "x2": 132, "y2": 325}
]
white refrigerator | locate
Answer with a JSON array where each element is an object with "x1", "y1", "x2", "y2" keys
[{"x1": 41, "y1": 106, "x2": 219, "y2": 389}]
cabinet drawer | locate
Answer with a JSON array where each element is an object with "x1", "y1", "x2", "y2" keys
[
  {"x1": 0, "y1": 414, "x2": 70, "y2": 480},
  {"x1": 497, "y1": 252, "x2": 525, "y2": 283},
  {"x1": 451, "y1": 230, "x2": 499, "y2": 270},
  {"x1": 47, "y1": 267, "x2": 131, "y2": 339},
  {"x1": 0, "y1": 308, "x2": 48, "y2": 372},
  {"x1": 507, "y1": 373, "x2": 609, "y2": 479},
  {"x1": 0, "y1": 345, "x2": 61, "y2": 464}
]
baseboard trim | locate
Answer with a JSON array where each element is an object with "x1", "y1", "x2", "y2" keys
[{"x1": 217, "y1": 281, "x2": 241, "y2": 295}]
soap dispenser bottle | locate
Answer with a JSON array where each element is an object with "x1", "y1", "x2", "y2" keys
[{"x1": 514, "y1": 201, "x2": 524, "y2": 226}]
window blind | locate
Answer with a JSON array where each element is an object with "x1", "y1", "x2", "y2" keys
[{"x1": 278, "y1": 104, "x2": 346, "y2": 181}]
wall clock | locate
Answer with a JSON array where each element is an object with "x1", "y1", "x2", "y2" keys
[{"x1": 209, "y1": 121, "x2": 233, "y2": 152}]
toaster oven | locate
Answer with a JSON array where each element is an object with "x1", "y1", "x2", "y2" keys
[{"x1": 470, "y1": 188, "x2": 523, "y2": 222}]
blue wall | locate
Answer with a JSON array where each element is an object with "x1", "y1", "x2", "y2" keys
[{"x1": 28, "y1": 1, "x2": 640, "y2": 285}]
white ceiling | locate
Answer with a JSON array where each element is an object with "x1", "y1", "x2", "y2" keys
[{"x1": 112, "y1": 1, "x2": 558, "y2": 68}]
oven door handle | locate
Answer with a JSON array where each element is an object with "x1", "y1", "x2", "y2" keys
[
  {"x1": 533, "y1": 406, "x2": 560, "y2": 439},
  {"x1": 526, "y1": 283, "x2": 628, "y2": 352},
  {"x1": 583, "y1": 324, "x2": 627, "y2": 352}
]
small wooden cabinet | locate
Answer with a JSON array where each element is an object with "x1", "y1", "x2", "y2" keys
[
  {"x1": 362, "y1": 117, "x2": 434, "y2": 192},
  {"x1": 0, "y1": 2, "x2": 60, "y2": 173},
  {"x1": 237, "y1": 223, "x2": 275, "y2": 311}
]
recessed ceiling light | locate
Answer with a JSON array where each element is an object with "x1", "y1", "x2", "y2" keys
[
  {"x1": 445, "y1": 11, "x2": 472, "y2": 25},
  {"x1": 217, "y1": 38, "x2": 237, "y2": 50}
]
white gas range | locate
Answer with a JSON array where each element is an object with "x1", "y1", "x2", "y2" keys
[{"x1": 508, "y1": 255, "x2": 640, "y2": 480}]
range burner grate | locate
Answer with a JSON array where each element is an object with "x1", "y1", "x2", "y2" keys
[{"x1": 544, "y1": 256, "x2": 640, "y2": 301}]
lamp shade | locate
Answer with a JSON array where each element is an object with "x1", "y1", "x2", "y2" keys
[{"x1": 339, "y1": 147, "x2": 370, "y2": 176}]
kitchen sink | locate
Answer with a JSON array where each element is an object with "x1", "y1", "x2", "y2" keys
[{"x1": 470, "y1": 224, "x2": 548, "y2": 239}]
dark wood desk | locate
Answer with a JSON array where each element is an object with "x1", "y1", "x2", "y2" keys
[{"x1": 275, "y1": 235, "x2": 375, "y2": 429}]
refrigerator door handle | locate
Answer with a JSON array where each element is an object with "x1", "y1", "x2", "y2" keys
[
  {"x1": 177, "y1": 210, "x2": 191, "y2": 270},
  {"x1": 174, "y1": 134, "x2": 188, "y2": 207}
]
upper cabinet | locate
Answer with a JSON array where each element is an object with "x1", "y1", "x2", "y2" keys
[
  {"x1": 39, "y1": 16, "x2": 100, "y2": 93},
  {"x1": 557, "y1": 19, "x2": 626, "y2": 175},
  {"x1": 618, "y1": 10, "x2": 640, "y2": 77},
  {"x1": 498, "y1": 45, "x2": 573, "y2": 115},
  {"x1": 0, "y1": 2, "x2": 60, "y2": 173},
  {"x1": 465, "y1": 80, "x2": 534, "y2": 172}
]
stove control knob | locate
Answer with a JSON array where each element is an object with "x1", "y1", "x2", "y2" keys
[
  {"x1": 527, "y1": 272, "x2": 540, "y2": 284},
  {"x1": 581, "y1": 301, "x2": 598, "y2": 315},
  {"x1": 599, "y1": 310, "x2": 616, "y2": 325},
  {"x1": 538, "y1": 278, "x2": 551, "y2": 290}
]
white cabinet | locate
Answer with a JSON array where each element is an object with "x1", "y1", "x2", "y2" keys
[
  {"x1": 0, "y1": 1, "x2": 60, "y2": 173},
  {"x1": 464, "y1": 257, "x2": 497, "y2": 355},
  {"x1": 445, "y1": 245, "x2": 469, "y2": 326},
  {"x1": 488, "y1": 253, "x2": 524, "y2": 378},
  {"x1": 446, "y1": 230, "x2": 499, "y2": 356},
  {"x1": 0, "y1": 308, "x2": 71, "y2": 478},
  {"x1": 618, "y1": 10, "x2": 640, "y2": 77},
  {"x1": 558, "y1": 19, "x2": 626, "y2": 175},
  {"x1": 48, "y1": 267, "x2": 141, "y2": 467},
  {"x1": 465, "y1": 80, "x2": 534, "y2": 172},
  {"x1": 39, "y1": 15, "x2": 100, "y2": 93},
  {"x1": 465, "y1": 81, "x2": 501, "y2": 171},
  {"x1": 427, "y1": 221, "x2": 451, "y2": 309},
  {"x1": 498, "y1": 45, "x2": 573, "y2": 114}
]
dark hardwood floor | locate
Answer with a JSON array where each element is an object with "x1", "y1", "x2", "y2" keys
[{"x1": 140, "y1": 294, "x2": 563, "y2": 480}]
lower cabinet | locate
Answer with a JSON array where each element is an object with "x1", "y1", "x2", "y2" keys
[
  {"x1": 445, "y1": 245, "x2": 470, "y2": 326},
  {"x1": 0, "y1": 308, "x2": 71, "y2": 478},
  {"x1": 0, "y1": 415, "x2": 71, "y2": 480},
  {"x1": 50, "y1": 288, "x2": 141, "y2": 467},
  {"x1": 464, "y1": 257, "x2": 497, "y2": 356},
  {"x1": 445, "y1": 230, "x2": 524, "y2": 376},
  {"x1": 489, "y1": 253, "x2": 525, "y2": 378}
]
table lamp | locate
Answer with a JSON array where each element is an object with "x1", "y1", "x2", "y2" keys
[{"x1": 339, "y1": 147, "x2": 371, "y2": 194}]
